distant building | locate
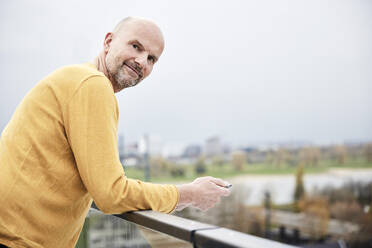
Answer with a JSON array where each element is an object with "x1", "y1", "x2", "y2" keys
[
  {"x1": 125, "y1": 142, "x2": 139, "y2": 156},
  {"x1": 182, "y1": 145, "x2": 202, "y2": 158},
  {"x1": 138, "y1": 134, "x2": 163, "y2": 156},
  {"x1": 161, "y1": 142, "x2": 186, "y2": 159},
  {"x1": 222, "y1": 143, "x2": 231, "y2": 154},
  {"x1": 122, "y1": 142, "x2": 140, "y2": 167},
  {"x1": 204, "y1": 136, "x2": 223, "y2": 157}
]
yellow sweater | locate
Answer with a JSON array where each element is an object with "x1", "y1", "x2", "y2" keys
[{"x1": 0, "y1": 63, "x2": 179, "y2": 248}]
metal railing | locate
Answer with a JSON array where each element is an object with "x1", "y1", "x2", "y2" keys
[{"x1": 91, "y1": 205, "x2": 299, "y2": 248}]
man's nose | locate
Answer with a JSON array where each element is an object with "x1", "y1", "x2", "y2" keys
[{"x1": 134, "y1": 53, "x2": 148, "y2": 68}]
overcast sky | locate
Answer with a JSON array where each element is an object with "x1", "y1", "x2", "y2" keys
[{"x1": 0, "y1": 0, "x2": 371, "y2": 146}]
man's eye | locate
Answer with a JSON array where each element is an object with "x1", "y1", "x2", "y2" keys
[
  {"x1": 148, "y1": 56, "x2": 155, "y2": 63},
  {"x1": 132, "y1": 44, "x2": 139, "y2": 50}
]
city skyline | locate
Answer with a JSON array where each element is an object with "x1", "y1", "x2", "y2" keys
[{"x1": 118, "y1": 133, "x2": 369, "y2": 159}]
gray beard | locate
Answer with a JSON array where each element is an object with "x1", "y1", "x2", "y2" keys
[
  {"x1": 106, "y1": 58, "x2": 140, "y2": 90},
  {"x1": 113, "y1": 64, "x2": 140, "y2": 89}
]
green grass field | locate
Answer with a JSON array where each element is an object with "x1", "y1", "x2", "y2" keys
[{"x1": 123, "y1": 158, "x2": 372, "y2": 183}]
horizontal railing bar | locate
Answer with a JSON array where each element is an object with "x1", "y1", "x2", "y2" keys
[
  {"x1": 91, "y1": 205, "x2": 299, "y2": 248},
  {"x1": 116, "y1": 210, "x2": 217, "y2": 242},
  {"x1": 194, "y1": 227, "x2": 298, "y2": 248}
]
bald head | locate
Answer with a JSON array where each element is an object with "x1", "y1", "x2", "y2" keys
[
  {"x1": 112, "y1": 17, "x2": 164, "y2": 46},
  {"x1": 113, "y1": 16, "x2": 135, "y2": 33},
  {"x1": 98, "y1": 17, "x2": 165, "y2": 92}
]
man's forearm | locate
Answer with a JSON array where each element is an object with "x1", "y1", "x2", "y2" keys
[{"x1": 176, "y1": 184, "x2": 194, "y2": 210}]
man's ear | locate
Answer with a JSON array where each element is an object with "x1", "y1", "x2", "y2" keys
[{"x1": 104, "y1": 32, "x2": 113, "y2": 53}]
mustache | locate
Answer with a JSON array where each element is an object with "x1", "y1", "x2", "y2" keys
[{"x1": 123, "y1": 61, "x2": 143, "y2": 79}]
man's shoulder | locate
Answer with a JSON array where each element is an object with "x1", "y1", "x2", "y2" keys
[
  {"x1": 54, "y1": 63, "x2": 105, "y2": 80},
  {"x1": 39, "y1": 63, "x2": 113, "y2": 102},
  {"x1": 46, "y1": 63, "x2": 111, "y2": 91}
]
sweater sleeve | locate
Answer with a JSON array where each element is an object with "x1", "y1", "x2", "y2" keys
[{"x1": 63, "y1": 75, "x2": 179, "y2": 214}]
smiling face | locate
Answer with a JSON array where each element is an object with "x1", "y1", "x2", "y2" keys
[{"x1": 104, "y1": 18, "x2": 164, "y2": 92}]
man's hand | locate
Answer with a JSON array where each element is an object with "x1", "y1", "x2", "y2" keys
[{"x1": 175, "y1": 176, "x2": 231, "y2": 211}]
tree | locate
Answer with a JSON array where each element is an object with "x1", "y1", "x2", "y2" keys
[
  {"x1": 298, "y1": 196, "x2": 329, "y2": 240},
  {"x1": 299, "y1": 147, "x2": 321, "y2": 167},
  {"x1": 369, "y1": 184, "x2": 372, "y2": 217},
  {"x1": 170, "y1": 167, "x2": 185, "y2": 177},
  {"x1": 194, "y1": 157, "x2": 207, "y2": 175},
  {"x1": 329, "y1": 201, "x2": 362, "y2": 221},
  {"x1": 332, "y1": 145, "x2": 348, "y2": 165},
  {"x1": 149, "y1": 156, "x2": 170, "y2": 177},
  {"x1": 265, "y1": 150, "x2": 274, "y2": 165},
  {"x1": 231, "y1": 151, "x2": 246, "y2": 171},
  {"x1": 273, "y1": 148, "x2": 290, "y2": 168},
  {"x1": 212, "y1": 155, "x2": 225, "y2": 167},
  {"x1": 364, "y1": 143, "x2": 372, "y2": 163},
  {"x1": 294, "y1": 164, "x2": 305, "y2": 203}
]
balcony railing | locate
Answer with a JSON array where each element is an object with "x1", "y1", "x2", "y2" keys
[{"x1": 91, "y1": 205, "x2": 299, "y2": 248}]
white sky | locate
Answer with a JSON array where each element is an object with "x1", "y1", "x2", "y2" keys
[{"x1": 0, "y1": 0, "x2": 371, "y2": 146}]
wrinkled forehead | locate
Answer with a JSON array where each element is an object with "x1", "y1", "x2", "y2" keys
[{"x1": 116, "y1": 20, "x2": 164, "y2": 57}]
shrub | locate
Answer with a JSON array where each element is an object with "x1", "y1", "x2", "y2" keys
[{"x1": 194, "y1": 158, "x2": 207, "y2": 175}]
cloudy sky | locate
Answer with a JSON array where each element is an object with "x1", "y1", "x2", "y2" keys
[{"x1": 0, "y1": 0, "x2": 371, "y2": 146}]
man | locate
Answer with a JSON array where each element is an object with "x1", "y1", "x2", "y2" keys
[{"x1": 0, "y1": 17, "x2": 230, "y2": 248}]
